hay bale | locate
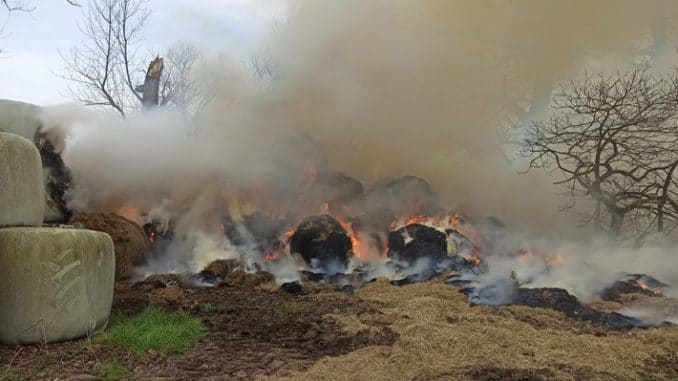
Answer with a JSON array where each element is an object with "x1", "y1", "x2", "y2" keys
[
  {"x1": 290, "y1": 214, "x2": 352, "y2": 274},
  {"x1": 0, "y1": 227, "x2": 115, "y2": 344},
  {"x1": 0, "y1": 99, "x2": 41, "y2": 140},
  {"x1": 0, "y1": 132, "x2": 45, "y2": 226},
  {"x1": 37, "y1": 133, "x2": 71, "y2": 223},
  {"x1": 0, "y1": 100, "x2": 72, "y2": 222},
  {"x1": 69, "y1": 212, "x2": 150, "y2": 280}
]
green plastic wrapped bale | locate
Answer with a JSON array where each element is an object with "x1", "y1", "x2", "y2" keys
[
  {"x1": 0, "y1": 99, "x2": 41, "y2": 140},
  {"x1": 0, "y1": 227, "x2": 115, "y2": 344},
  {"x1": 0, "y1": 132, "x2": 45, "y2": 226}
]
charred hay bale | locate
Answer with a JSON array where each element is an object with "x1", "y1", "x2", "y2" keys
[
  {"x1": 36, "y1": 132, "x2": 71, "y2": 223},
  {"x1": 0, "y1": 100, "x2": 72, "y2": 223},
  {"x1": 290, "y1": 214, "x2": 352, "y2": 273},
  {"x1": 0, "y1": 132, "x2": 45, "y2": 226},
  {"x1": 0, "y1": 227, "x2": 115, "y2": 344},
  {"x1": 512, "y1": 287, "x2": 645, "y2": 329},
  {"x1": 601, "y1": 274, "x2": 666, "y2": 302},
  {"x1": 69, "y1": 212, "x2": 149, "y2": 280},
  {"x1": 387, "y1": 223, "x2": 447, "y2": 264},
  {"x1": 198, "y1": 258, "x2": 242, "y2": 283},
  {"x1": 365, "y1": 176, "x2": 442, "y2": 222},
  {"x1": 314, "y1": 172, "x2": 364, "y2": 209}
]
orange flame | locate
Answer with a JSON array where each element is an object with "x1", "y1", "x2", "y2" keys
[
  {"x1": 264, "y1": 248, "x2": 280, "y2": 262},
  {"x1": 465, "y1": 254, "x2": 482, "y2": 266},
  {"x1": 544, "y1": 253, "x2": 565, "y2": 267},
  {"x1": 336, "y1": 217, "x2": 363, "y2": 260},
  {"x1": 116, "y1": 203, "x2": 143, "y2": 225}
]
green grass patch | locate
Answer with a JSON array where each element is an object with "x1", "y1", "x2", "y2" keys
[
  {"x1": 96, "y1": 307, "x2": 206, "y2": 354},
  {"x1": 98, "y1": 360, "x2": 128, "y2": 381}
]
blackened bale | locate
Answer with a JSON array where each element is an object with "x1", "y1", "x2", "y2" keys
[
  {"x1": 365, "y1": 176, "x2": 442, "y2": 223},
  {"x1": 388, "y1": 223, "x2": 447, "y2": 264},
  {"x1": 290, "y1": 214, "x2": 352, "y2": 274}
]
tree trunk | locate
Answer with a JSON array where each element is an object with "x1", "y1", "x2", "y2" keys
[
  {"x1": 140, "y1": 57, "x2": 164, "y2": 109},
  {"x1": 610, "y1": 210, "x2": 625, "y2": 237}
]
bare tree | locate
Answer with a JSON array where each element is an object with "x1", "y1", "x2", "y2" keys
[
  {"x1": 60, "y1": 0, "x2": 148, "y2": 116},
  {"x1": 160, "y1": 41, "x2": 204, "y2": 114},
  {"x1": 2, "y1": 0, "x2": 80, "y2": 12},
  {"x1": 523, "y1": 68, "x2": 678, "y2": 239},
  {"x1": 61, "y1": 0, "x2": 201, "y2": 116}
]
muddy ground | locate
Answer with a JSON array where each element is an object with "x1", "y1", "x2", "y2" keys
[{"x1": 1, "y1": 273, "x2": 677, "y2": 381}]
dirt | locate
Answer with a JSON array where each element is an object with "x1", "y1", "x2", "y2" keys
[
  {"x1": 1, "y1": 273, "x2": 676, "y2": 381},
  {"x1": 0, "y1": 273, "x2": 397, "y2": 380}
]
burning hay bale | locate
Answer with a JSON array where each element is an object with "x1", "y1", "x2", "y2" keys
[
  {"x1": 387, "y1": 223, "x2": 447, "y2": 265},
  {"x1": 0, "y1": 132, "x2": 45, "y2": 227},
  {"x1": 0, "y1": 100, "x2": 72, "y2": 223},
  {"x1": 511, "y1": 287, "x2": 648, "y2": 329},
  {"x1": 463, "y1": 281, "x2": 650, "y2": 329},
  {"x1": 308, "y1": 171, "x2": 364, "y2": 214},
  {"x1": 69, "y1": 212, "x2": 150, "y2": 279},
  {"x1": 35, "y1": 131, "x2": 71, "y2": 223},
  {"x1": 197, "y1": 258, "x2": 242, "y2": 284},
  {"x1": 601, "y1": 274, "x2": 666, "y2": 302},
  {"x1": 290, "y1": 214, "x2": 353, "y2": 274},
  {"x1": 365, "y1": 176, "x2": 442, "y2": 223}
]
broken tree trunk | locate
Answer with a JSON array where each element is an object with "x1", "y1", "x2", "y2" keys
[{"x1": 139, "y1": 57, "x2": 164, "y2": 109}]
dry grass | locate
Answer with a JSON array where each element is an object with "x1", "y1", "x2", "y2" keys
[{"x1": 261, "y1": 278, "x2": 678, "y2": 381}]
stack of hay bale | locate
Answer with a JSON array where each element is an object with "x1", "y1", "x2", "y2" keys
[{"x1": 0, "y1": 110, "x2": 115, "y2": 344}]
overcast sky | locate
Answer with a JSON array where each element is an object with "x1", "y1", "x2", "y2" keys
[{"x1": 0, "y1": 0, "x2": 278, "y2": 106}]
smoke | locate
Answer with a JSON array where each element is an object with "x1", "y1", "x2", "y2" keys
[
  {"x1": 259, "y1": 0, "x2": 678, "y2": 232},
  {"x1": 469, "y1": 231, "x2": 678, "y2": 303},
  {"x1": 38, "y1": 1, "x2": 678, "y2": 296}
]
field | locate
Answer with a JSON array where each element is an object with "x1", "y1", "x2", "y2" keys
[{"x1": 1, "y1": 272, "x2": 676, "y2": 381}]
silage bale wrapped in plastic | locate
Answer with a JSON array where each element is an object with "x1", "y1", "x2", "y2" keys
[
  {"x1": 0, "y1": 227, "x2": 115, "y2": 344},
  {"x1": 0, "y1": 132, "x2": 45, "y2": 226}
]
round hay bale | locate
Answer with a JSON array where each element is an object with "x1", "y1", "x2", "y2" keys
[
  {"x1": 0, "y1": 99, "x2": 41, "y2": 140},
  {"x1": 0, "y1": 100, "x2": 71, "y2": 223},
  {"x1": 69, "y1": 212, "x2": 150, "y2": 280},
  {"x1": 387, "y1": 223, "x2": 447, "y2": 264},
  {"x1": 0, "y1": 227, "x2": 115, "y2": 344},
  {"x1": 290, "y1": 214, "x2": 352, "y2": 274},
  {"x1": 0, "y1": 132, "x2": 45, "y2": 226}
]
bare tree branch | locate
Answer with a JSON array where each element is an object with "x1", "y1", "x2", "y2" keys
[{"x1": 522, "y1": 67, "x2": 678, "y2": 239}]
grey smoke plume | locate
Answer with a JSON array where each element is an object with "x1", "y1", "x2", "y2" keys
[{"x1": 39, "y1": 1, "x2": 678, "y2": 291}]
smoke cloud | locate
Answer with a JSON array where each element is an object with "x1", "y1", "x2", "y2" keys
[{"x1": 39, "y1": 1, "x2": 678, "y2": 304}]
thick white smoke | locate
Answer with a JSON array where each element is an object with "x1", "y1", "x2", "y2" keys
[{"x1": 38, "y1": 1, "x2": 678, "y2": 311}]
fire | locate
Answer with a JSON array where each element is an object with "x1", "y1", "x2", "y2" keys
[
  {"x1": 284, "y1": 227, "x2": 295, "y2": 240},
  {"x1": 544, "y1": 253, "x2": 565, "y2": 267},
  {"x1": 116, "y1": 203, "x2": 143, "y2": 225},
  {"x1": 449, "y1": 212, "x2": 460, "y2": 230},
  {"x1": 405, "y1": 214, "x2": 431, "y2": 226},
  {"x1": 627, "y1": 278, "x2": 657, "y2": 293},
  {"x1": 336, "y1": 217, "x2": 363, "y2": 260},
  {"x1": 264, "y1": 248, "x2": 280, "y2": 262},
  {"x1": 148, "y1": 231, "x2": 156, "y2": 245},
  {"x1": 465, "y1": 254, "x2": 482, "y2": 266}
]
